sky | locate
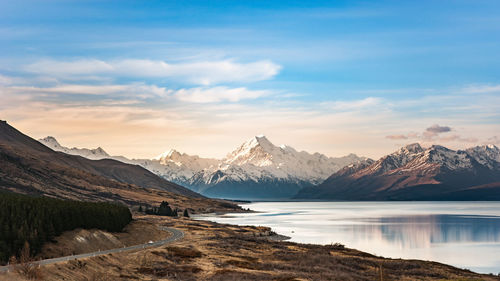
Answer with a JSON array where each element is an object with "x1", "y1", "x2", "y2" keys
[{"x1": 1, "y1": 0, "x2": 499, "y2": 159}]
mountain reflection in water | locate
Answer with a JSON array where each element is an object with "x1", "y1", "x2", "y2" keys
[
  {"x1": 345, "y1": 214, "x2": 500, "y2": 248},
  {"x1": 194, "y1": 202, "x2": 500, "y2": 274}
]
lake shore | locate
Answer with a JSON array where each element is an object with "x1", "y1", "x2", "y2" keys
[
  {"x1": 195, "y1": 201, "x2": 500, "y2": 274},
  {"x1": 3, "y1": 214, "x2": 499, "y2": 281}
]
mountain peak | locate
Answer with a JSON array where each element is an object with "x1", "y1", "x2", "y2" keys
[
  {"x1": 224, "y1": 135, "x2": 278, "y2": 166},
  {"x1": 233, "y1": 135, "x2": 275, "y2": 154},
  {"x1": 430, "y1": 144, "x2": 449, "y2": 150},
  {"x1": 40, "y1": 136, "x2": 61, "y2": 147},
  {"x1": 154, "y1": 149, "x2": 182, "y2": 160},
  {"x1": 38, "y1": 136, "x2": 110, "y2": 159},
  {"x1": 402, "y1": 143, "x2": 423, "y2": 154},
  {"x1": 251, "y1": 134, "x2": 273, "y2": 147},
  {"x1": 485, "y1": 144, "x2": 499, "y2": 150},
  {"x1": 249, "y1": 134, "x2": 270, "y2": 143}
]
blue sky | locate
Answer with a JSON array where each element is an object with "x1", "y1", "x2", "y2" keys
[{"x1": 1, "y1": 0, "x2": 499, "y2": 158}]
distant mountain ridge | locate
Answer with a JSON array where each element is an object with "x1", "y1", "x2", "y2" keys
[
  {"x1": 295, "y1": 143, "x2": 500, "y2": 200},
  {"x1": 39, "y1": 135, "x2": 368, "y2": 199},
  {"x1": 39, "y1": 136, "x2": 111, "y2": 160},
  {"x1": 0, "y1": 120, "x2": 203, "y2": 204}
]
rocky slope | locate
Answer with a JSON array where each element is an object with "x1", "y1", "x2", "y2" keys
[{"x1": 295, "y1": 143, "x2": 500, "y2": 200}]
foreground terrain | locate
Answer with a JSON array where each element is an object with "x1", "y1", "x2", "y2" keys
[{"x1": 1, "y1": 215, "x2": 499, "y2": 281}]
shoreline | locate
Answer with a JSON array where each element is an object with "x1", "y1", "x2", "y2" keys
[
  {"x1": 192, "y1": 203, "x2": 500, "y2": 275},
  {"x1": 3, "y1": 214, "x2": 499, "y2": 280}
]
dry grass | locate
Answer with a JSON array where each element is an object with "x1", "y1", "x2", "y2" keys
[
  {"x1": 1, "y1": 216, "x2": 498, "y2": 281},
  {"x1": 37, "y1": 220, "x2": 169, "y2": 260}
]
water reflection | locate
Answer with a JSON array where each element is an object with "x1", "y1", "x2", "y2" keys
[
  {"x1": 194, "y1": 202, "x2": 500, "y2": 273},
  {"x1": 345, "y1": 215, "x2": 500, "y2": 249}
]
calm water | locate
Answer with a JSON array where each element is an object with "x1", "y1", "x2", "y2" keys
[{"x1": 194, "y1": 201, "x2": 500, "y2": 274}]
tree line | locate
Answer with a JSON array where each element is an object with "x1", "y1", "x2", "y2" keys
[
  {"x1": 0, "y1": 191, "x2": 132, "y2": 263},
  {"x1": 139, "y1": 201, "x2": 190, "y2": 217}
]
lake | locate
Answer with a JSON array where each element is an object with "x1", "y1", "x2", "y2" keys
[{"x1": 194, "y1": 201, "x2": 500, "y2": 274}]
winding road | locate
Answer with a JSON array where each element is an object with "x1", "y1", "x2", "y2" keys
[{"x1": 0, "y1": 227, "x2": 184, "y2": 272}]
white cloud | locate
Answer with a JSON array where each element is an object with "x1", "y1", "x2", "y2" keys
[
  {"x1": 2, "y1": 82, "x2": 270, "y2": 103},
  {"x1": 2, "y1": 79, "x2": 500, "y2": 159},
  {"x1": 24, "y1": 58, "x2": 281, "y2": 85},
  {"x1": 460, "y1": 84, "x2": 500, "y2": 94},
  {"x1": 386, "y1": 134, "x2": 408, "y2": 140},
  {"x1": 323, "y1": 97, "x2": 383, "y2": 111},
  {"x1": 0, "y1": 74, "x2": 13, "y2": 85},
  {"x1": 5, "y1": 83, "x2": 173, "y2": 100},
  {"x1": 174, "y1": 86, "x2": 270, "y2": 103}
]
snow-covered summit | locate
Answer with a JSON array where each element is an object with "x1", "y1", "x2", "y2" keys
[
  {"x1": 154, "y1": 149, "x2": 180, "y2": 160},
  {"x1": 40, "y1": 136, "x2": 61, "y2": 148},
  {"x1": 465, "y1": 144, "x2": 500, "y2": 169},
  {"x1": 360, "y1": 143, "x2": 500, "y2": 178},
  {"x1": 39, "y1": 136, "x2": 110, "y2": 160},
  {"x1": 200, "y1": 135, "x2": 368, "y2": 185},
  {"x1": 225, "y1": 135, "x2": 277, "y2": 166}
]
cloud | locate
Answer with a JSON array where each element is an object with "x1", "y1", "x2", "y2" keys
[
  {"x1": 487, "y1": 136, "x2": 500, "y2": 144},
  {"x1": 2, "y1": 78, "x2": 500, "y2": 159},
  {"x1": 0, "y1": 74, "x2": 13, "y2": 85},
  {"x1": 4, "y1": 83, "x2": 173, "y2": 102},
  {"x1": 439, "y1": 134, "x2": 478, "y2": 143},
  {"x1": 174, "y1": 87, "x2": 270, "y2": 103},
  {"x1": 24, "y1": 58, "x2": 281, "y2": 85},
  {"x1": 2, "y1": 82, "x2": 270, "y2": 104},
  {"x1": 460, "y1": 84, "x2": 500, "y2": 94},
  {"x1": 386, "y1": 134, "x2": 408, "y2": 140},
  {"x1": 324, "y1": 97, "x2": 383, "y2": 111},
  {"x1": 425, "y1": 124, "x2": 452, "y2": 134},
  {"x1": 386, "y1": 125, "x2": 446, "y2": 141},
  {"x1": 386, "y1": 124, "x2": 485, "y2": 145}
]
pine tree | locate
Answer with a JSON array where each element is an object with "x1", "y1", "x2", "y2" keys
[
  {"x1": 158, "y1": 201, "x2": 173, "y2": 216},
  {"x1": 0, "y1": 191, "x2": 132, "y2": 263},
  {"x1": 183, "y1": 209, "x2": 190, "y2": 218}
]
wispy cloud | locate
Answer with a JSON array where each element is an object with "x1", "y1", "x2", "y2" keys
[
  {"x1": 386, "y1": 134, "x2": 408, "y2": 140},
  {"x1": 323, "y1": 97, "x2": 383, "y2": 111},
  {"x1": 488, "y1": 136, "x2": 500, "y2": 144},
  {"x1": 1, "y1": 82, "x2": 270, "y2": 104},
  {"x1": 385, "y1": 123, "x2": 485, "y2": 146},
  {"x1": 174, "y1": 87, "x2": 270, "y2": 103},
  {"x1": 460, "y1": 84, "x2": 500, "y2": 94},
  {"x1": 2, "y1": 74, "x2": 500, "y2": 158},
  {"x1": 439, "y1": 134, "x2": 478, "y2": 143},
  {"x1": 24, "y1": 58, "x2": 281, "y2": 85}
]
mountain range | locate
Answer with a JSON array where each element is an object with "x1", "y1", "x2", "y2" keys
[
  {"x1": 39, "y1": 135, "x2": 367, "y2": 199},
  {"x1": 0, "y1": 120, "x2": 239, "y2": 212},
  {"x1": 296, "y1": 143, "x2": 500, "y2": 200},
  {"x1": 37, "y1": 131, "x2": 500, "y2": 201}
]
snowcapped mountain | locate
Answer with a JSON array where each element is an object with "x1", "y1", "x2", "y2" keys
[
  {"x1": 223, "y1": 135, "x2": 360, "y2": 183},
  {"x1": 39, "y1": 136, "x2": 110, "y2": 160},
  {"x1": 296, "y1": 143, "x2": 500, "y2": 200},
  {"x1": 465, "y1": 144, "x2": 500, "y2": 170},
  {"x1": 38, "y1": 135, "x2": 367, "y2": 199},
  {"x1": 187, "y1": 135, "x2": 366, "y2": 199},
  {"x1": 38, "y1": 137, "x2": 217, "y2": 185}
]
